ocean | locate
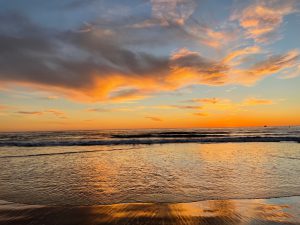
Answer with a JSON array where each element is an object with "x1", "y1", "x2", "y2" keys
[{"x1": 0, "y1": 126, "x2": 300, "y2": 206}]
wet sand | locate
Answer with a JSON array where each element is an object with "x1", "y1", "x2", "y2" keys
[{"x1": 0, "y1": 197, "x2": 299, "y2": 225}]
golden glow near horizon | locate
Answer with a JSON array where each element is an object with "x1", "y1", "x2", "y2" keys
[{"x1": 0, "y1": 0, "x2": 299, "y2": 131}]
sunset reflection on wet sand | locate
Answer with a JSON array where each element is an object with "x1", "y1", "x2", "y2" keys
[{"x1": 1, "y1": 197, "x2": 299, "y2": 225}]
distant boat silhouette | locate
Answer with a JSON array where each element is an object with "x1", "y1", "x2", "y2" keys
[{"x1": 264, "y1": 125, "x2": 267, "y2": 127}]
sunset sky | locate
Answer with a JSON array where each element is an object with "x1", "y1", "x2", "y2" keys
[{"x1": 0, "y1": 0, "x2": 300, "y2": 131}]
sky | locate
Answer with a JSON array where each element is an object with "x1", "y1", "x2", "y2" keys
[{"x1": 0, "y1": 0, "x2": 300, "y2": 131}]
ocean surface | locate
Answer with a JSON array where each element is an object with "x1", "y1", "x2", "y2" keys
[
  {"x1": 0, "y1": 127, "x2": 300, "y2": 206},
  {"x1": 0, "y1": 126, "x2": 299, "y2": 147}
]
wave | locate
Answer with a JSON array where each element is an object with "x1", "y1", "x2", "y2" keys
[
  {"x1": 0, "y1": 136, "x2": 299, "y2": 147},
  {"x1": 111, "y1": 131, "x2": 230, "y2": 138}
]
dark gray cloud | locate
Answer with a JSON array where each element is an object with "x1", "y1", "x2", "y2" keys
[
  {"x1": 16, "y1": 109, "x2": 66, "y2": 118},
  {"x1": 0, "y1": 12, "x2": 170, "y2": 93},
  {"x1": 171, "y1": 51, "x2": 228, "y2": 74},
  {"x1": 17, "y1": 111, "x2": 44, "y2": 115},
  {"x1": 0, "y1": 6, "x2": 211, "y2": 101}
]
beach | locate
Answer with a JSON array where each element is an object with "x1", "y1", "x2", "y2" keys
[
  {"x1": 0, "y1": 128, "x2": 300, "y2": 224},
  {"x1": 1, "y1": 197, "x2": 299, "y2": 225}
]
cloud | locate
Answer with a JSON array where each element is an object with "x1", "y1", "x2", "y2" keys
[
  {"x1": 238, "y1": 49, "x2": 300, "y2": 83},
  {"x1": 181, "y1": 97, "x2": 237, "y2": 113},
  {"x1": 17, "y1": 111, "x2": 44, "y2": 115},
  {"x1": 231, "y1": 0, "x2": 299, "y2": 42},
  {"x1": 108, "y1": 88, "x2": 149, "y2": 102},
  {"x1": 129, "y1": 19, "x2": 159, "y2": 29},
  {"x1": 146, "y1": 104, "x2": 203, "y2": 111},
  {"x1": 1, "y1": 15, "x2": 298, "y2": 102},
  {"x1": 243, "y1": 97, "x2": 274, "y2": 105},
  {"x1": 169, "y1": 48, "x2": 229, "y2": 86},
  {"x1": 87, "y1": 107, "x2": 134, "y2": 113},
  {"x1": 16, "y1": 109, "x2": 66, "y2": 118},
  {"x1": 151, "y1": 0, "x2": 196, "y2": 26},
  {"x1": 87, "y1": 107, "x2": 111, "y2": 113},
  {"x1": 132, "y1": 1, "x2": 238, "y2": 50},
  {"x1": 184, "y1": 18, "x2": 240, "y2": 49},
  {"x1": 193, "y1": 112, "x2": 208, "y2": 116},
  {"x1": 198, "y1": 28, "x2": 236, "y2": 49},
  {"x1": 225, "y1": 87, "x2": 237, "y2": 93},
  {"x1": 0, "y1": 7, "x2": 299, "y2": 104},
  {"x1": 170, "y1": 105, "x2": 203, "y2": 110},
  {"x1": 278, "y1": 65, "x2": 300, "y2": 79},
  {"x1": 191, "y1": 98, "x2": 224, "y2": 104},
  {"x1": 45, "y1": 109, "x2": 65, "y2": 116},
  {"x1": 145, "y1": 116, "x2": 163, "y2": 122},
  {"x1": 184, "y1": 97, "x2": 276, "y2": 113},
  {"x1": 220, "y1": 49, "x2": 300, "y2": 85},
  {"x1": 169, "y1": 48, "x2": 299, "y2": 87},
  {"x1": 43, "y1": 96, "x2": 59, "y2": 100},
  {"x1": 252, "y1": 50, "x2": 299, "y2": 73},
  {"x1": 0, "y1": 14, "x2": 170, "y2": 102},
  {"x1": 125, "y1": 0, "x2": 197, "y2": 29},
  {"x1": 193, "y1": 98, "x2": 235, "y2": 111},
  {"x1": 223, "y1": 46, "x2": 261, "y2": 65}
]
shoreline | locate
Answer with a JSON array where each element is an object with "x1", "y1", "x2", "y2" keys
[
  {"x1": 1, "y1": 194, "x2": 300, "y2": 207},
  {"x1": 1, "y1": 196, "x2": 299, "y2": 225}
]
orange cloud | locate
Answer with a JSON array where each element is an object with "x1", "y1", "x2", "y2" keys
[
  {"x1": 243, "y1": 98, "x2": 274, "y2": 106},
  {"x1": 145, "y1": 116, "x2": 163, "y2": 122},
  {"x1": 223, "y1": 46, "x2": 261, "y2": 65},
  {"x1": 194, "y1": 112, "x2": 208, "y2": 116},
  {"x1": 1, "y1": 39, "x2": 298, "y2": 104},
  {"x1": 201, "y1": 29, "x2": 237, "y2": 49},
  {"x1": 232, "y1": 0, "x2": 298, "y2": 42},
  {"x1": 185, "y1": 97, "x2": 276, "y2": 113},
  {"x1": 182, "y1": 98, "x2": 236, "y2": 112},
  {"x1": 279, "y1": 65, "x2": 300, "y2": 79}
]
